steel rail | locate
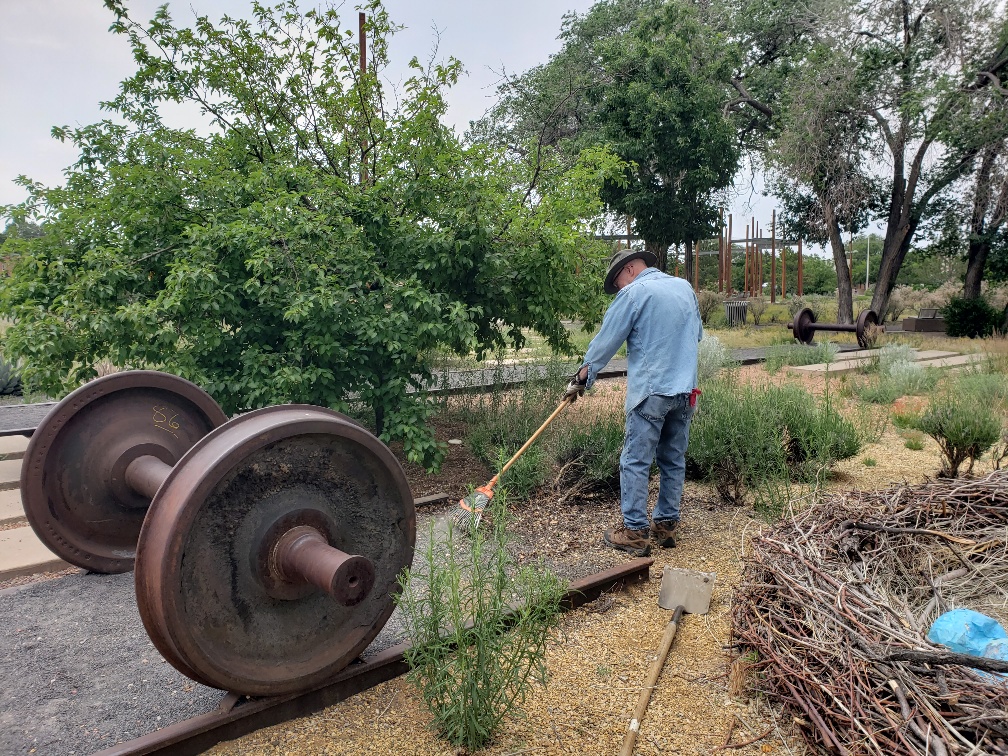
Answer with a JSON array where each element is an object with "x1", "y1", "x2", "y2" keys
[{"x1": 94, "y1": 557, "x2": 653, "y2": 756}]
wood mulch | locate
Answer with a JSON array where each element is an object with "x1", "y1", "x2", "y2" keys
[{"x1": 208, "y1": 372, "x2": 953, "y2": 756}]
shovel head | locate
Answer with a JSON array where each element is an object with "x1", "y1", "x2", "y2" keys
[{"x1": 658, "y1": 566, "x2": 716, "y2": 614}]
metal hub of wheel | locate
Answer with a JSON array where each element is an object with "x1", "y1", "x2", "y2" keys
[
  {"x1": 21, "y1": 371, "x2": 227, "y2": 573},
  {"x1": 134, "y1": 405, "x2": 415, "y2": 696}
]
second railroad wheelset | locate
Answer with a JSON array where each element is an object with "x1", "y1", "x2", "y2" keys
[{"x1": 21, "y1": 371, "x2": 416, "y2": 696}]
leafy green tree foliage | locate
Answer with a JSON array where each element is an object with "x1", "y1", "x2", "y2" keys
[
  {"x1": 0, "y1": 1, "x2": 621, "y2": 470},
  {"x1": 728, "y1": 0, "x2": 1008, "y2": 320},
  {"x1": 484, "y1": 0, "x2": 739, "y2": 269},
  {"x1": 591, "y1": 2, "x2": 739, "y2": 267}
]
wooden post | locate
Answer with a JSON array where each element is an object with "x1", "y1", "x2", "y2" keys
[
  {"x1": 797, "y1": 238, "x2": 804, "y2": 296},
  {"x1": 694, "y1": 240, "x2": 700, "y2": 292},
  {"x1": 718, "y1": 210, "x2": 724, "y2": 293},
  {"x1": 744, "y1": 224, "x2": 750, "y2": 296},
  {"x1": 781, "y1": 243, "x2": 787, "y2": 299},
  {"x1": 770, "y1": 210, "x2": 776, "y2": 304},
  {"x1": 727, "y1": 214, "x2": 733, "y2": 296}
]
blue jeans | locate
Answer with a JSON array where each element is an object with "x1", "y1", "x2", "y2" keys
[{"x1": 619, "y1": 392, "x2": 694, "y2": 531}]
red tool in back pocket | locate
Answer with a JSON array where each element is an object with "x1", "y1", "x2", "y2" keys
[{"x1": 689, "y1": 387, "x2": 702, "y2": 408}]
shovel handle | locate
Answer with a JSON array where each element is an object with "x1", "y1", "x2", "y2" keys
[{"x1": 619, "y1": 605, "x2": 684, "y2": 756}]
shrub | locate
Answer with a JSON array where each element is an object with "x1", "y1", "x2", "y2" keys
[
  {"x1": 687, "y1": 378, "x2": 860, "y2": 504},
  {"x1": 885, "y1": 285, "x2": 912, "y2": 323},
  {"x1": 749, "y1": 297, "x2": 768, "y2": 325},
  {"x1": 396, "y1": 493, "x2": 566, "y2": 751},
  {"x1": 917, "y1": 392, "x2": 1001, "y2": 477},
  {"x1": 0, "y1": 354, "x2": 22, "y2": 396},
  {"x1": 904, "y1": 432, "x2": 925, "y2": 451},
  {"x1": 697, "y1": 335, "x2": 731, "y2": 382},
  {"x1": 763, "y1": 341, "x2": 839, "y2": 374},
  {"x1": 863, "y1": 456, "x2": 877, "y2": 467},
  {"x1": 920, "y1": 279, "x2": 961, "y2": 312},
  {"x1": 697, "y1": 289, "x2": 722, "y2": 326},
  {"x1": 943, "y1": 296, "x2": 1001, "y2": 338},
  {"x1": 787, "y1": 296, "x2": 808, "y2": 318},
  {"x1": 550, "y1": 409, "x2": 625, "y2": 502}
]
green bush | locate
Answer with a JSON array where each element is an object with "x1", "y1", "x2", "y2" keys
[
  {"x1": 687, "y1": 378, "x2": 860, "y2": 504},
  {"x1": 450, "y1": 361, "x2": 569, "y2": 502},
  {"x1": 943, "y1": 296, "x2": 1001, "y2": 338},
  {"x1": 396, "y1": 493, "x2": 566, "y2": 751},
  {"x1": 763, "y1": 341, "x2": 839, "y2": 374},
  {"x1": 550, "y1": 410, "x2": 625, "y2": 499},
  {"x1": 697, "y1": 334, "x2": 732, "y2": 382},
  {"x1": 0, "y1": 355, "x2": 22, "y2": 396},
  {"x1": 917, "y1": 392, "x2": 1002, "y2": 477}
]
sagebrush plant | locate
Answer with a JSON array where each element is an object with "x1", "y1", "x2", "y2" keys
[
  {"x1": 748, "y1": 297, "x2": 768, "y2": 325},
  {"x1": 396, "y1": 492, "x2": 566, "y2": 751},
  {"x1": 697, "y1": 334, "x2": 732, "y2": 382},
  {"x1": 917, "y1": 390, "x2": 1002, "y2": 477},
  {"x1": 687, "y1": 377, "x2": 860, "y2": 504},
  {"x1": 697, "y1": 289, "x2": 722, "y2": 325},
  {"x1": 763, "y1": 341, "x2": 839, "y2": 374}
]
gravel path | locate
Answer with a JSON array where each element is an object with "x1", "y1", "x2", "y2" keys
[{"x1": 0, "y1": 501, "x2": 612, "y2": 756}]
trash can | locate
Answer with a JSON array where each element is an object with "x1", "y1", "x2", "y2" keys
[{"x1": 724, "y1": 300, "x2": 748, "y2": 327}]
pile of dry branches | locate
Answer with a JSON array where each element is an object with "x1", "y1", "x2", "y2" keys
[{"x1": 733, "y1": 472, "x2": 1008, "y2": 755}]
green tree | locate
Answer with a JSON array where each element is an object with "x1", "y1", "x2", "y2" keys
[
  {"x1": 484, "y1": 0, "x2": 739, "y2": 271},
  {"x1": 591, "y1": 2, "x2": 739, "y2": 269},
  {"x1": 729, "y1": 0, "x2": 1008, "y2": 319},
  {"x1": 0, "y1": 1, "x2": 622, "y2": 470}
]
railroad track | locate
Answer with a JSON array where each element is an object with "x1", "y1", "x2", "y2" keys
[
  {"x1": 1, "y1": 370, "x2": 653, "y2": 755},
  {"x1": 93, "y1": 559, "x2": 652, "y2": 756}
]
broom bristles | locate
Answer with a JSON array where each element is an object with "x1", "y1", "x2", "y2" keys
[{"x1": 452, "y1": 486, "x2": 493, "y2": 531}]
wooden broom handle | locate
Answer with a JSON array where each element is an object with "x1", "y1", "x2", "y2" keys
[
  {"x1": 619, "y1": 605, "x2": 684, "y2": 756},
  {"x1": 488, "y1": 395, "x2": 574, "y2": 486}
]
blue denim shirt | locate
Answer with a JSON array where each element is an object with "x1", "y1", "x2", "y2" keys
[{"x1": 581, "y1": 267, "x2": 703, "y2": 413}]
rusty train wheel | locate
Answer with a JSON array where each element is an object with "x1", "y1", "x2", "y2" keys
[
  {"x1": 134, "y1": 405, "x2": 415, "y2": 696},
  {"x1": 20, "y1": 371, "x2": 228, "y2": 573}
]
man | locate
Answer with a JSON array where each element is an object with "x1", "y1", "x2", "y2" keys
[{"x1": 567, "y1": 247, "x2": 702, "y2": 557}]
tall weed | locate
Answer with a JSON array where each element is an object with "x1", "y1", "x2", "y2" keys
[{"x1": 397, "y1": 493, "x2": 566, "y2": 751}]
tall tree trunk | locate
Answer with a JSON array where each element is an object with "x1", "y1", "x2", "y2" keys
[
  {"x1": 964, "y1": 142, "x2": 1007, "y2": 299},
  {"x1": 646, "y1": 237, "x2": 668, "y2": 273},
  {"x1": 821, "y1": 198, "x2": 853, "y2": 324},
  {"x1": 964, "y1": 239, "x2": 991, "y2": 299}
]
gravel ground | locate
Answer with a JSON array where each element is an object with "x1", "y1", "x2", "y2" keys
[{"x1": 0, "y1": 367, "x2": 959, "y2": 756}]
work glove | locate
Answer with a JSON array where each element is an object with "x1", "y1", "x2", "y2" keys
[{"x1": 565, "y1": 370, "x2": 587, "y2": 402}]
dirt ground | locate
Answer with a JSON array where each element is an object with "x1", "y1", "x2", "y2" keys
[{"x1": 206, "y1": 370, "x2": 953, "y2": 756}]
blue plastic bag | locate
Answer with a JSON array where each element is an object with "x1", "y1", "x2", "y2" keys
[{"x1": 927, "y1": 608, "x2": 1008, "y2": 656}]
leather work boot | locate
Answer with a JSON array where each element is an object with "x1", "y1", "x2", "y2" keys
[
  {"x1": 650, "y1": 519, "x2": 679, "y2": 548},
  {"x1": 602, "y1": 526, "x2": 652, "y2": 557}
]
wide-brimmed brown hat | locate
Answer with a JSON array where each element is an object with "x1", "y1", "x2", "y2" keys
[{"x1": 604, "y1": 248, "x2": 658, "y2": 294}]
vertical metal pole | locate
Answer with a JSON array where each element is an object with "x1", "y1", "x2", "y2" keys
[
  {"x1": 798, "y1": 238, "x2": 804, "y2": 296},
  {"x1": 359, "y1": 12, "x2": 368, "y2": 187}
]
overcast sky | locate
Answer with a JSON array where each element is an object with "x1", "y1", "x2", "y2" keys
[{"x1": 0, "y1": 0, "x2": 773, "y2": 231}]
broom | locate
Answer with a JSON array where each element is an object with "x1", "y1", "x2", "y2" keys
[{"x1": 452, "y1": 394, "x2": 575, "y2": 532}]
